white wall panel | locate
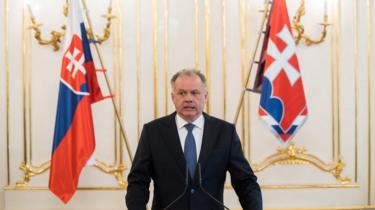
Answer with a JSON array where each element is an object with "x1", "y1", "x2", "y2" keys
[{"x1": 0, "y1": 0, "x2": 374, "y2": 209}]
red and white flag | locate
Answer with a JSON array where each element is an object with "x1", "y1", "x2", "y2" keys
[
  {"x1": 49, "y1": 0, "x2": 107, "y2": 203},
  {"x1": 258, "y1": 0, "x2": 308, "y2": 144}
]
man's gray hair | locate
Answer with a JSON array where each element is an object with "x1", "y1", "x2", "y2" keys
[{"x1": 170, "y1": 69, "x2": 207, "y2": 88}]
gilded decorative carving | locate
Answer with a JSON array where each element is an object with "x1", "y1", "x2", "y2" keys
[
  {"x1": 252, "y1": 142, "x2": 351, "y2": 184},
  {"x1": 292, "y1": 0, "x2": 330, "y2": 46},
  {"x1": 16, "y1": 161, "x2": 50, "y2": 186},
  {"x1": 26, "y1": 1, "x2": 115, "y2": 51},
  {"x1": 95, "y1": 159, "x2": 127, "y2": 187}
]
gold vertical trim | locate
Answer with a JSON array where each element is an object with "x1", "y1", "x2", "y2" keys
[
  {"x1": 27, "y1": 11, "x2": 33, "y2": 164},
  {"x1": 222, "y1": 0, "x2": 227, "y2": 120},
  {"x1": 330, "y1": 0, "x2": 337, "y2": 161},
  {"x1": 366, "y1": 0, "x2": 372, "y2": 205},
  {"x1": 117, "y1": 0, "x2": 124, "y2": 166},
  {"x1": 4, "y1": 0, "x2": 10, "y2": 185},
  {"x1": 353, "y1": 0, "x2": 359, "y2": 183},
  {"x1": 194, "y1": 0, "x2": 199, "y2": 70},
  {"x1": 239, "y1": 0, "x2": 245, "y2": 145},
  {"x1": 163, "y1": 0, "x2": 169, "y2": 115},
  {"x1": 204, "y1": 0, "x2": 211, "y2": 114},
  {"x1": 113, "y1": 1, "x2": 126, "y2": 167},
  {"x1": 243, "y1": 0, "x2": 249, "y2": 155},
  {"x1": 246, "y1": 0, "x2": 251, "y2": 160},
  {"x1": 112, "y1": 17, "x2": 119, "y2": 166},
  {"x1": 152, "y1": 0, "x2": 159, "y2": 119},
  {"x1": 136, "y1": 0, "x2": 141, "y2": 138},
  {"x1": 22, "y1": 4, "x2": 27, "y2": 165},
  {"x1": 336, "y1": 0, "x2": 341, "y2": 157}
]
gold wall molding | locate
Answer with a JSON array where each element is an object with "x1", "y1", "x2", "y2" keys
[
  {"x1": 251, "y1": 143, "x2": 351, "y2": 183},
  {"x1": 230, "y1": 207, "x2": 375, "y2": 210},
  {"x1": 223, "y1": 182, "x2": 359, "y2": 189},
  {"x1": 221, "y1": 0, "x2": 227, "y2": 120},
  {"x1": 4, "y1": 0, "x2": 10, "y2": 186},
  {"x1": 238, "y1": 0, "x2": 248, "y2": 148},
  {"x1": 354, "y1": 0, "x2": 359, "y2": 183},
  {"x1": 265, "y1": 206, "x2": 375, "y2": 210},
  {"x1": 136, "y1": 0, "x2": 141, "y2": 138},
  {"x1": 152, "y1": 0, "x2": 159, "y2": 119},
  {"x1": 26, "y1": 1, "x2": 115, "y2": 51},
  {"x1": 163, "y1": 0, "x2": 169, "y2": 115},
  {"x1": 366, "y1": 0, "x2": 373, "y2": 205},
  {"x1": 204, "y1": 0, "x2": 211, "y2": 114},
  {"x1": 194, "y1": 0, "x2": 199, "y2": 70},
  {"x1": 3, "y1": 183, "x2": 361, "y2": 191},
  {"x1": 93, "y1": 0, "x2": 128, "y2": 188},
  {"x1": 292, "y1": 0, "x2": 330, "y2": 46},
  {"x1": 4, "y1": 186, "x2": 125, "y2": 190}
]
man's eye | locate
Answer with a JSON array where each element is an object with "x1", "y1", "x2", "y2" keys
[
  {"x1": 192, "y1": 91, "x2": 200, "y2": 96},
  {"x1": 178, "y1": 92, "x2": 186, "y2": 96}
]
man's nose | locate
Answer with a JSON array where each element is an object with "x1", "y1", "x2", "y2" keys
[{"x1": 184, "y1": 93, "x2": 194, "y2": 101}]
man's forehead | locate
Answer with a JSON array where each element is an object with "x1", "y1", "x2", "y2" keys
[
  {"x1": 175, "y1": 75, "x2": 204, "y2": 85},
  {"x1": 176, "y1": 74, "x2": 201, "y2": 81},
  {"x1": 175, "y1": 87, "x2": 201, "y2": 91}
]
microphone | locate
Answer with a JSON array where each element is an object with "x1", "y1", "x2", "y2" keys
[
  {"x1": 163, "y1": 165, "x2": 189, "y2": 210},
  {"x1": 198, "y1": 164, "x2": 230, "y2": 210}
]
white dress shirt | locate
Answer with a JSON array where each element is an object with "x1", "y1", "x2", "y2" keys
[{"x1": 175, "y1": 114, "x2": 204, "y2": 159}]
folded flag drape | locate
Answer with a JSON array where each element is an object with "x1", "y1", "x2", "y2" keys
[
  {"x1": 258, "y1": 0, "x2": 308, "y2": 144},
  {"x1": 49, "y1": 0, "x2": 107, "y2": 203}
]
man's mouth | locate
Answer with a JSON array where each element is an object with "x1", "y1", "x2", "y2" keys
[{"x1": 183, "y1": 106, "x2": 195, "y2": 110}]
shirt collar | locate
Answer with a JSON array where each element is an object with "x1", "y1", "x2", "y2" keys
[{"x1": 175, "y1": 114, "x2": 204, "y2": 130}]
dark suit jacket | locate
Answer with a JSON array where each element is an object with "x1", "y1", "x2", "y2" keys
[{"x1": 126, "y1": 112, "x2": 262, "y2": 210}]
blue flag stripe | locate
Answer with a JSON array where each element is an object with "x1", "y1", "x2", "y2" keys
[
  {"x1": 80, "y1": 23, "x2": 93, "y2": 62},
  {"x1": 52, "y1": 83, "x2": 84, "y2": 153}
]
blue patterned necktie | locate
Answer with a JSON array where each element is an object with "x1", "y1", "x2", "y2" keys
[{"x1": 184, "y1": 123, "x2": 197, "y2": 178}]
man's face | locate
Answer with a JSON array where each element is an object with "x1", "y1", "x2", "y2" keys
[{"x1": 171, "y1": 74, "x2": 208, "y2": 122}]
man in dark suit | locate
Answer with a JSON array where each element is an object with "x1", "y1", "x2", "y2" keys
[{"x1": 126, "y1": 69, "x2": 262, "y2": 210}]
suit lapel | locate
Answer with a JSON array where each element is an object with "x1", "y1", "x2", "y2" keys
[
  {"x1": 198, "y1": 113, "x2": 218, "y2": 172},
  {"x1": 161, "y1": 112, "x2": 187, "y2": 175}
]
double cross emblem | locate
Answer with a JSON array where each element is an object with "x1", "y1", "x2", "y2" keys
[{"x1": 264, "y1": 25, "x2": 301, "y2": 86}]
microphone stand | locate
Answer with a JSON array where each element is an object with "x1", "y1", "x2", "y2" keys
[
  {"x1": 198, "y1": 164, "x2": 230, "y2": 210},
  {"x1": 163, "y1": 166, "x2": 189, "y2": 210}
]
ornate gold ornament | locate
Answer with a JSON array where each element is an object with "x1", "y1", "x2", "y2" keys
[
  {"x1": 292, "y1": 0, "x2": 330, "y2": 46},
  {"x1": 95, "y1": 159, "x2": 127, "y2": 187},
  {"x1": 15, "y1": 137, "x2": 127, "y2": 187},
  {"x1": 16, "y1": 160, "x2": 128, "y2": 187},
  {"x1": 16, "y1": 161, "x2": 50, "y2": 186},
  {"x1": 252, "y1": 142, "x2": 351, "y2": 184},
  {"x1": 26, "y1": 1, "x2": 115, "y2": 51}
]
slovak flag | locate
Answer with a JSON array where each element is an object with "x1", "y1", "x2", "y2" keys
[
  {"x1": 49, "y1": 0, "x2": 108, "y2": 203},
  {"x1": 258, "y1": 0, "x2": 308, "y2": 144}
]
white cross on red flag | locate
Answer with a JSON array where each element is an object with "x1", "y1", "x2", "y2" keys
[
  {"x1": 258, "y1": 0, "x2": 308, "y2": 144},
  {"x1": 49, "y1": 0, "x2": 108, "y2": 204}
]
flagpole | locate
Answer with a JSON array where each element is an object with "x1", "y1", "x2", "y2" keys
[
  {"x1": 233, "y1": 0, "x2": 271, "y2": 124},
  {"x1": 80, "y1": 0, "x2": 133, "y2": 163}
]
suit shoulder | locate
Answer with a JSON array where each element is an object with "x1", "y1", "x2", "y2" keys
[
  {"x1": 143, "y1": 114, "x2": 174, "y2": 128},
  {"x1": 205, "y1": 113, "x2": 234, "y2": 128}
]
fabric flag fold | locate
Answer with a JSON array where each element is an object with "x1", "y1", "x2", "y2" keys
[
  {"x1": 49, "y1": 0, "x2": 106, "y2": 203},
  {"x1": 252, "y1": 2, "x2": 274, "y2": 93},
  {"x1": 258, "y1": 0, "x2": 308, "y2": 144}
]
